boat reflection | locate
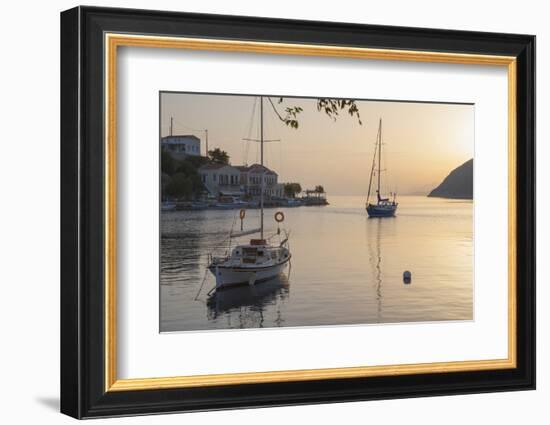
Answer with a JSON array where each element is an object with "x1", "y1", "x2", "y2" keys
[
  {"x1": 367, "y1": 218, "x2": 383, "y2": 321},
  {"x1": 206, "y1": 274, "x2": 290, "y2": 327}
]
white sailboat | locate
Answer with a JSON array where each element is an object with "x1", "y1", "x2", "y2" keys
[{"x1": 208, "y1": 96, "x2": 291, "y2": 289}]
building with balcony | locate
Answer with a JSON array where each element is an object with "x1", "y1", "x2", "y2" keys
[
  {"x1": 236, "y1": 164, "x2": 282, "y2": 198},
  {"x1": 198, "y1": 163, "x2": 243, "y2": 198},
  {"x1": 161, "y1": 134, "x2": 201, "y2": 160}
]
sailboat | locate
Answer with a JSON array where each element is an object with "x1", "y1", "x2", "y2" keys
[
  {"x1": 366, "y1": 118, "x2": 398, "y2": 217},
  {"x1": 207, "y1": 96, "x2": 291, "y2": 289}
]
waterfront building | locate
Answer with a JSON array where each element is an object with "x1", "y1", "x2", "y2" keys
[
  {"x1": 236, "y1": 164, "x2": 281, "y2": 198},
  {"x1": 198, "y1": 163, "x2": 243, "y2": 198},
  {"x1": 161, "y1": 134, "x2": 201, "y2": 159}
]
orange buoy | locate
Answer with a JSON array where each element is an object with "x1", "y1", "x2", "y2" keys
[
  {"x1": 274, "y1": 211, "x2": 285, "y2": 223},
  {"x1": 239, "y1": 209, "x2": 246, "y2": 219}
]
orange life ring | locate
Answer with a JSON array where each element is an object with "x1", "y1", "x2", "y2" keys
[
  {"x1": 239, "y1": 209, "x2": 246, "y2": 219},
  {"x1": 274, "y1": 211, "x2": 285, "y2": 223}
]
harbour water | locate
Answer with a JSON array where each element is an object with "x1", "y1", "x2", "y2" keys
[{"x1": 160, "y1": 195, "x2": 473, "y2": 332}]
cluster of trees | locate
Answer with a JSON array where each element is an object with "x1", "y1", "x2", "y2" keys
[
  {"x1": 207, "y1": 148, "x2": 229, "y2": 165},
  {"x1": 314, "y1": 185, "x2": 325, "y2": 194},
  {"x1": 161, "y1": 151, "x2": 206, "y2": 200},
  {"x1": 283, "y1": 184, "x2": 326, "y2": 198},
  {"x1": 161, "y1": 148, "x2": 232, "y2": 201},
  {"x1": 283, "y1": 183, "x2": 302, "y2": 198}
]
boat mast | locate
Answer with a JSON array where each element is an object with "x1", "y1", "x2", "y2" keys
[
  {"x1": 377, "y1": 118, "x2": 382, "y2": 200},
  {"x1": 366, "y1": 123, "x2": 380, "y2": 204},
  {"x1": 260, "y1": 96, "x2": 264, "y2": 240}
]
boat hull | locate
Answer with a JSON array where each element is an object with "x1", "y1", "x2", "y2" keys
[
  {"x1": 209, "y1": 259, "x2": 289, "y2": 289},
  {"x1": 367, "y1": 203, "x2": 397, "y2": 217}
]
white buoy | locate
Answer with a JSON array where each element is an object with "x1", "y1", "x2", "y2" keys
[{"x1": 403, "y1": 270, "x2": 412, "y2": 284}]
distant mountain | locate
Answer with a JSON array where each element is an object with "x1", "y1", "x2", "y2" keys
[{"x1": 428, "y1": 159, "x2": 473, "y2": 199}]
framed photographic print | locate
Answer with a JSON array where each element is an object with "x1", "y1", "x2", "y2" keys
[{"x1": 60, "y1": 6, "x2": 535, "y2": 419}]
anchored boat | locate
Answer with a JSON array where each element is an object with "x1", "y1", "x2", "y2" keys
[
  {"x1": 208, "y1": 237, "x2": 291, "y2": 288},
  {"x1": 366, "y1": 118, "x2": 398, "y2": 217},
  {"x1": 208, "y1": 96, "x2": 291, "y2": 289}
]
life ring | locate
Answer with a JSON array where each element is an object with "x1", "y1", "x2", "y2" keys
[
  {"x1": 239, "y1": 209, "x2": 246, "y2": 219},
  {"x1": 274, "y1": 211, "x2": 285, "y2": 223}
]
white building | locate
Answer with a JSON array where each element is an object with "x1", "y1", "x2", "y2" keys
[
  {"x1": 198, "y1": 163, "x2": 243, "y2": 198},
  {"x1": 198, "y1": 162, "x2": 284, "y2": 199},
  {"x1": 161, "y1": 135, "x2": 201, "y2": 159},
  {"x1": 236, "y1": 164, "x2": 282, "y2": 198}
]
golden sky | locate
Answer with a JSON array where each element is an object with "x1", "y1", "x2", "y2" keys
[{"x1": 161, "y1": 92, "x2": 473, "y2": 195}]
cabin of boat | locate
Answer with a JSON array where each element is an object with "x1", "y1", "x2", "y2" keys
[
  {"x1": 210, "y1": 239, "x2": 290, "y2": 270},
  {"x1": 208, "y1": 238, "x2": 291, "y2": 288}
]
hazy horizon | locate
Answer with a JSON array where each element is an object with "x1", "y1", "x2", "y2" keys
[{"x1": 160, "y1": 92, "x2": 474, "y2": 196}]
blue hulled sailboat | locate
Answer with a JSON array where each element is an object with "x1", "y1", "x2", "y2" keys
[{"x1": 366, "y1": 118, "x2": 398, "y2": 217}]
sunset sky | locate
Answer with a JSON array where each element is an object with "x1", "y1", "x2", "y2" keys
[{"x1": 160, "y1": 92, "x2": 474, "y2": 195}]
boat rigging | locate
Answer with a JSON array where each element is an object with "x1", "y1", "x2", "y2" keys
[
  {"x1": 207, "y1": 96, "x2": 292, "y2": 290},
  {"x1": 366, "y1": 118, "x2": 398, "y2": 217}
]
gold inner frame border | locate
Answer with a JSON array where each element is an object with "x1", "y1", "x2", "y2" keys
[{"x1": 104, "y1": 33, "x2": 517, "y2": 392}]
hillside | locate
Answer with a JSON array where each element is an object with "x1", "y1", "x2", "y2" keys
[{"x1": 428, "y1": 159, "x2": 473, "y2": 199}]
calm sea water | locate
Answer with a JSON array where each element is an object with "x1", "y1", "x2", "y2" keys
[{"x1": 160, "y1": 196, "x2": 473, "y2": 332}]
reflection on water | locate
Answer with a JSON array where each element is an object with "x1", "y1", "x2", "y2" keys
[
  {"x1": 369, "y1": 218, "x2": 384, "y2": 322},
  {"x1": 206, "y1": 275, "x2": 290, "y2": 328},
  {"x1": 160, "y1": 196, "x2": 473, "y2": 332}
]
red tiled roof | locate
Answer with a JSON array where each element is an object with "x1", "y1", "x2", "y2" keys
[{"x1": 237, "y1": 164, "x2": 277, "y2": 175}]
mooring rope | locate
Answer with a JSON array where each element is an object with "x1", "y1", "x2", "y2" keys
[{"x1": 194, "y1": 268, "x2": 210, "y2": 301}]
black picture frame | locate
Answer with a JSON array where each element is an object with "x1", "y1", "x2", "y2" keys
[{"x1": 61, "y1": 5, "x2": 535, "y2": 419}]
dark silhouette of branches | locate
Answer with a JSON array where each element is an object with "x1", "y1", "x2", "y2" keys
[{"x1": 268, "y1": 97, "x2": 362, "y2": 129}]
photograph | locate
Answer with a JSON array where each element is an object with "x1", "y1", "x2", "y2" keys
[{"x1": 159, "y1": 92, "x2": 474, "y2": 332}]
